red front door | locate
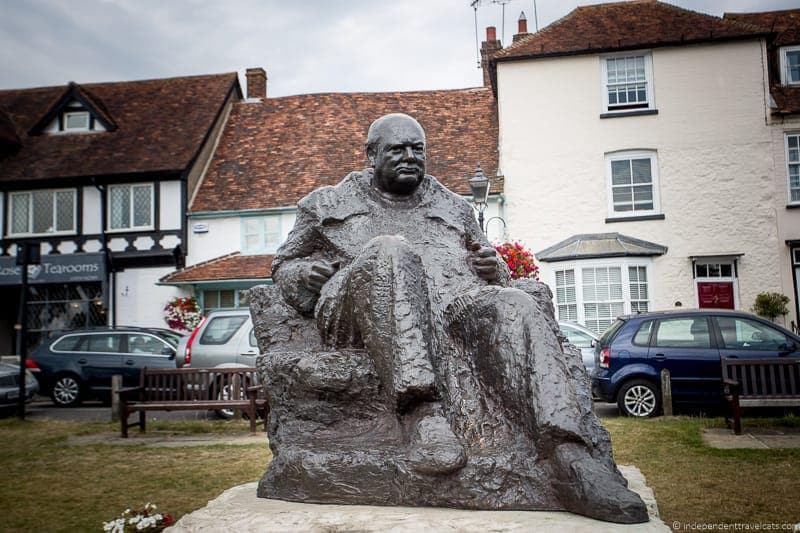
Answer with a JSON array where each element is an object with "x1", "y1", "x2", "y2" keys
[{"x1": 697, "y1": 282, "x2": 734, "y2": 309}]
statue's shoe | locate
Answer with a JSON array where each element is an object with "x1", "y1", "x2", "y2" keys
[
  {"x1": 406, "y1": 415, "x2": 467, "y2": 475},
  {"x1": 553, "y1": 443, "x2": 649, "y2": 524}
]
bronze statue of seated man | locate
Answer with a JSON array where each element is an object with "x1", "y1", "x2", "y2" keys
[{"x1": 251, "y1": 113, "x2": 648, "y2": 524}]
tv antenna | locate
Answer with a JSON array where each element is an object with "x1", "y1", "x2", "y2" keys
[{"x1": 471, "y1": 1, "x2": 539, "y2": 68}]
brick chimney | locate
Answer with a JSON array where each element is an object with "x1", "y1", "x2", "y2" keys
[
  {"x1": 480, "y1": 26, "x2": 502, "y2": 87},
  {"x1": 513, "y1": 11, "x2": 531, "y2": 43},
  {"x1": 246, "y1": 67, "x2": 267, "y2": 99}
]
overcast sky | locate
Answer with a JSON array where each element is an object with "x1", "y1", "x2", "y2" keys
[{"x1": 1, "y1": 0, "x2": 798, "y2": 95}]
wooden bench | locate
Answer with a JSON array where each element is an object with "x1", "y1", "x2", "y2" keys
[
  {"x1": 119, "y1": 367, "x2": 268, "y2": 438},
  {"x1": 722, "y1": 357, "x2": 800, "y2": 434}
]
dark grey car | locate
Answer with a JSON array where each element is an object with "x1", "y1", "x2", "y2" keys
[{"x1": 30, "y1": 327, "x2": 181, "y2": 406}]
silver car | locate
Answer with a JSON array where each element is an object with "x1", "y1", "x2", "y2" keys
[
  {"x1": 177, "y1": 309, "x2": 258, "y2": 369},
  {"x1": 558, "y1": 321, "x2": 599, "y2": 372},
  {"x1": 0, "y1": 361, "x2": 39, "y2": 414},
  {"x1": 177, "y1": 310, "x2": 260, "y2": 418}
]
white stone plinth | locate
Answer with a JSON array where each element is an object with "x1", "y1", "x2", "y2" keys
[{"x1": 169, "y1": 465, "x2": 668, "y2": 532}]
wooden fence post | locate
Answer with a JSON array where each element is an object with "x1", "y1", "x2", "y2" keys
[
  {"x1": 660, "y1": 369, "x2": 673, "y2": 417},
  {"x1": 111, "y1": 374, "x2": 122, "y2": 423}
]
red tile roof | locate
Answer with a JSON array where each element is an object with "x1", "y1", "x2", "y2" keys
[
  {"x1": 724, "y1": 9, "x2": 800, "y2": 45},
  {"x1": 771, "y1": 85, "x2": 800, "y2": 115},
  {"x1": 160, "y1": 252, "x2": 273, "y2": 283},
  {"x1": 493, "y1": 1, "x2": 766, "y2": 62},
  {"x1": 191, "y1": 87, "x2": 499, "y2": 212},
  {"x1": 0, "y1": 73, "x2": 239, "y2": 182}
]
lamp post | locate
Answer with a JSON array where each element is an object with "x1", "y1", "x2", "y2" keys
[
  {"x1": 16, "y1": 242, "x2": 40, "y2": 420},
  {"x1": 467, "y1": 164, "x2": 491, "y2": 232}
]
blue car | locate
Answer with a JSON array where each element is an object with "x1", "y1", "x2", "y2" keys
[{"x1": 591, "y1": 309, "x2": 800, "y2": 417}]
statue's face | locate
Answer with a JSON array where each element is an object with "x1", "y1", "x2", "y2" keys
[{"x1": 370, "y1": 118, "x2": 426, "y2": 196}]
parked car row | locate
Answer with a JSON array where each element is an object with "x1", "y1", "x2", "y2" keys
[
  {"x1": 26, "y1": 311, "x2": 259, "y2": 417},
  {"x1": 24, "y1": 306, "x2": 800, "y2": 422}
]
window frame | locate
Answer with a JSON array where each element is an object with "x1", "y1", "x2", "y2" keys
[
  {"x1": 785, "y1": 132, "x2": 800, "y2": 205},
  {"x1": 779, "y1": 45, "x2": 800, "y2": 86},
  {"x1": 240, "y1": 215, "x2": 283, "y2": 255},
  {"x1": 600, "y1": 51, "x2": 655, "y2": 113},
  {"x1": 107, "y1": 182, "x2": 155, "y2": 232},
  {"x1": 605, "y1": 150, "x2": 661, "y2": 218},
  {"x1": 6, "y1": 188, "x2": 78, "y2": 237},
  {"x1": 552, "y1": 258, "x2": 653, "y2": 335},
  {"x1": 63, "y1": 110, "x2": 91, "y2": 132},
  {"x1": 201, "y1": 289, "x2": 248, "y2": 313}
]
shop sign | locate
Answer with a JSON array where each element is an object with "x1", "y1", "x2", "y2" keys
[{"x1": 0, "y1": 253, "x2": 106, "y2": 285}]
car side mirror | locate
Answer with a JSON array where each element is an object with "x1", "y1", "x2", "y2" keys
[
  {"x1": 778, "y1": 341, "x2": 797, "y2": 356},
  {"x1": 590, "y1": 339, "x2": 596, "y2": 348},
  {"x1": 162, "y1": 346, "x2": 176, "y2": 358}
]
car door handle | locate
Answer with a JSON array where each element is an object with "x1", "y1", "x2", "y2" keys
[
  {"x1": 240, "y1": 351, "x2": 258, "y2": 356},
  {"x1": 725, "y1": 355, "x2": 738, "y2": 359},
  {"x1": 125, "y1": 359, "x2": 135, "y2": 365},
  {"x1": 77, "y1": 358, "x2": 87, "y2": 365},
  {"x1": 652, "y1": 353, "x2": 666, "y2": 360}
]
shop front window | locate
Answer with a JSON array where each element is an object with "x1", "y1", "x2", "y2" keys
[{"x1": 26, "y1": 283, "x2": 106, "y2": 350}]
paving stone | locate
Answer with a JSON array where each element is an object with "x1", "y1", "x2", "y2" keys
[
  {"x1": 702, "y1": 428, "x2": 800, "y2": 449},
  {"x1": 168, "y1": 465, "x2": 668, "y2": 532}
]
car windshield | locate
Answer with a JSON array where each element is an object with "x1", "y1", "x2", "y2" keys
[
  {"x1": 199, "y1": 315, "x2": 248, "y2": 345},
  {"x1": 598, "y1": 318, "x2": 626, "y2": 347}
]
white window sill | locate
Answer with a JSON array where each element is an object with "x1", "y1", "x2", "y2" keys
[
  {"x1": 605, "y1": 214, "x2": 665, "y2": 223},
  {"x1": 106, "y1": 226, "x2": 155, "y2": 234},
  {"x1": 600, "y1": 109, "x2": 658, "y2": 119},
  {"x1": 5, "y1": 231, "x2": 77, "y2": 238},
  {"x1": 47, "y1": 130, "x2": 101, "y2": 136}
]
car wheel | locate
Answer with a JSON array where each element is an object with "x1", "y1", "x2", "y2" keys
[
  {"x1": 211, "y1": 382, "x2": 249, "y2": 420},
  {"x1": 617, "y1": 379, "x2": 660, "y2": 418},
  {"x1": 214, "y1": 382, "x2": 236, "y2": 420},
  {"x1": 51, "y1": 374, "x2": 82, "y2": 407}
]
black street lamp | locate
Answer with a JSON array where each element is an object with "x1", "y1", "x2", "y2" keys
[
  {"x1": 15, "y1": 241, "x2": 40, "y2": 420},
  {"x1": 467, "y1": 163, "x2": 491, "y2": 231}
]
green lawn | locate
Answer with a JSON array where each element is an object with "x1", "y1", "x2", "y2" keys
[
  {"x1": 605, "y1": 415, "x2": 800, "y2": 527},
  {"x1": 0, "y1": 415, "x2": 798, "y2": 531},
  {"x1": 0, "y1": 419, "x2": 270, "y2": 532}
]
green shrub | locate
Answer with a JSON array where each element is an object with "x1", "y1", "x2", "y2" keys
[{"x1": 751, "y1": 291, "x2": 790, "y2": 321}]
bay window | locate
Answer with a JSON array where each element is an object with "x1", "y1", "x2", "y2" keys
[
  {"x1": 8, "y1": 188, "x2": 76, "y2": 235},
  {"x1": 553, "y1": 260, "x2": 651, "y2": 334}
]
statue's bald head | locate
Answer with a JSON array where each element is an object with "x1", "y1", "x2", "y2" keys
[
  {"x1": 365, "y1": 113, "x2": 426, "y2": 160},
  {"x1": 365, "y1": 113, "x2": 427, "y2": 196}
]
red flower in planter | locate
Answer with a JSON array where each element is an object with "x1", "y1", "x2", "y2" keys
[{"x1": 495, "y1": 241, "x2": 539, "y2": 280}]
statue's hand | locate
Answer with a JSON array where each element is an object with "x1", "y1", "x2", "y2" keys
[
  {"x1": 305, "y1": 260, "x2": 340, "y2": 294},
  {"x1": 468, "y1": 242, "x2": 498, "y2": 281}
]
